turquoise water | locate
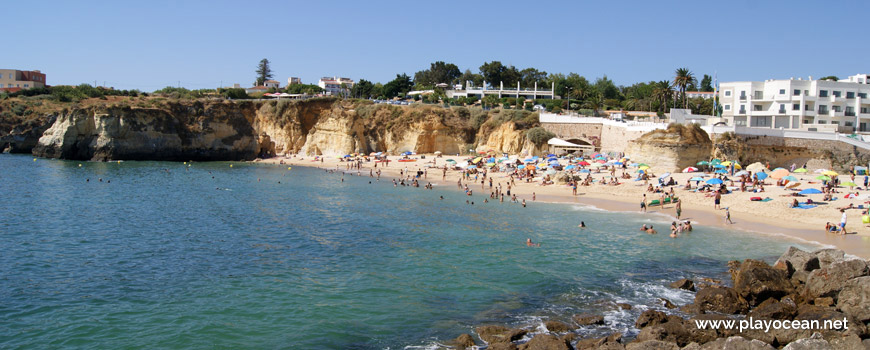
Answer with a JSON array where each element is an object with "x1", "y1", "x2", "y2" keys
[{"x1": 0, "y1": 154, "x2": 812, "y2": 349}]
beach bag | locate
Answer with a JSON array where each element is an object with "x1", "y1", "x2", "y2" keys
[
  {"x1": 863, "y1": 215, "x2": 870, "y2": 224},
  {"x1": 750, "y1": 197, "x2": 762, "y2": 201}
]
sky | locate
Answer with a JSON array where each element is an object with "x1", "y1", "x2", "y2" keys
[{"x1": 9, "y1": 0, "x2": 870, "y2": 91}]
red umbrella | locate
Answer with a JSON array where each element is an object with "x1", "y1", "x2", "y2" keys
[
  {"x1": 578, "y1": 161, "x2": 590, "y2": 166},
  {"x1": 596, "y1": 159, "x2": 607, "y2": 163}
]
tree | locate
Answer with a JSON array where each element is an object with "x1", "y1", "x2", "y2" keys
[
  {"x1": 673, "y1": 67, "x2": 695, "y2": 108},
  {"x1": 479, "y1": 61, "x2": 520, "y2": 87},
  {"x1": 413, "y1": 61, "x2": 461, "y2": 88},
  {"x1": 700, "y1": 74, "x2": 713, "y2": 92},
  {"x1": 351, "y1": 79, "x2": 374, "y2": 99},
  {"x1": 482, "y1": 94, "x2": 499, "y2": 109},
  {"x1": 457, "y1": 69, "x2": 484, "y2": 88},
  {"x1": 819, "y1": 76, "x2": 839, "y2": 81},
  {"x1": 383, "y1": 74, "x2": 413, "y2": 98},
  {"x1": 255, "y1": 58, "x2": 274, "y2": 86},
  {"x1": 594, "y1": 75, "x2": 620, "y2": 100},
  {"x1": 520, "y1": 68, "x2": 548, "y2": 88},
  {"x1": 583, "y1": 91, "x2": 604, "y2": 117},
  {"x1": 652, "y1": 80, "x2": 673, "y2": 113},
  {"x1": 526, "y1": 127, "x2": 556, "y2": 146}
]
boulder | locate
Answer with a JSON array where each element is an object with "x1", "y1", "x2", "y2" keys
[
  {"x1": 544, "y1": 320, "x2": 573, "y2": 333},
  {"x1": 863, "y1": 339, "x2": 870, "y2": 349},
  {"x1": 476, "y1": 325, "x2": 527, "y2": 344},
  {"x1": 688, "y1": 314, "x2": 739, "y2": 341},
  {"x1": 826, "y1": 334, "x2": 865, "y2": 350},
  {"x1": 625, "y1": 340, "x2": 679, "y2": 350},
  {"x1": 732, "y1": 259, "x2": 793, "y2": 306},
  {"x1": 693, "y1": 286, "x2": 749, "y2": 314},
  {"x1": 451, "y1": 334, "x2": 475, "y2": 349},
  {"x1": 782, "y1": 332, "x2": 832, "y2": 350},
  {"x1": 791, "y1": 270, "x2": 809, "y2": 286},
  {"x1": 635, "y1": 319, "x2": 691, "y2": 346},
  {"x1": 682, "y1": 343, "x2": 701, "y2": 350},
  {"x1": 573, "y1": 314, "x2": 605, "y2": 326},
  {"x1": 574, "y1": 333, "x2": 623, "y2": 349},
  {"x1": 698, "y1": 336, "x2": 775, "y2": 350},
  {"x1": 836, "y1": 276, "x2": 870, "y2": 322},
  {"x1": 616, "y1": 303, "x2": 633, "y2": 310},
  {"x1": 814, "y1": 297, "x2": 834, "y2": 307},
  {"x1": 728, "y1": 260, "x2": 742, "y2": 282},
  {"x1": 488, "y1": 343, "x2": 519, "y2": 350},
  {"x1": 813, "y1": 249, "x2": 845, "y2": 269},
  {"x1": 659, "y1": 298, "x2": 678, "y2": 309},
  {"x1": 670, "y1": 279, "x2": 696, "y2": 291},
  {"x1": 636, "y1": 310, "x2": 669, "y2": 329},
  {"x1": 518, "y1": 334, "x2": 570, "y2": 350},
  {"x1": 774, "y1": 247, "x2": 820, "y2": 277},
  {"x1": 805, "y1": 259, "x2": 869, "y2": 300},
  {"x1": 747, "y1": 298, "x2": 797, "y2": 320}
]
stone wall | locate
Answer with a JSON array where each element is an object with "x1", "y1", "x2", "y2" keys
[
  {"x1": 716, "y1": 134, "x2": 870, "y2": 170},
  {"x1": 541, "y1": 123, "x2": 602, "y2": 141},
  {"x1": 600, "y1": 125, "x2": 648, "y2": 154}
]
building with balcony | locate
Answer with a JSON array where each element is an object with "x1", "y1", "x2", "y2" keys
[
  {"x1": 263, "y1": 80, "x2": 280, "y2": 89},
  {"x1": 446, "y1": 81, "x2": 555, "y2": 100},
  {"x1": 318, "y1": 76, "x2": 354, "y2": 95},
  {"x1": 684, "y1": 91, "x2": 715, "y2": 99},
  {"x1": 719, "y1": 74, "x2": 870, "y2": 132},
  {"x1": 288, "y1": 77, "x2": 301, "y2": 85},
  {"x1": 0, "y1": 69, "x2": 46, "y2": 92}
]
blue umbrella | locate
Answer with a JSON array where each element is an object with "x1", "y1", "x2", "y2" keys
[
  {"x1": 579, "y1": 169, "x2": 590, "y2": 173},
  {"x1": 715, "y1": 169, "x2": 728, "y2": 174},
  {"x1": 713, "y1": 164, "x2": 726, "y2": 169},
  {"x1": 630, "y1": 163, "x2": 639, "y2": 167},
  {"x1": 755, "y1": 172, "x2": 769, "y2": 180},
  {"x1": 690, "y1": 177, "x2": 705, "y2": 181},
  {"x1": 467, "y1": 165, "x2": 477, "y2": 169},
  {"x1": 547, "y1": 157, "x2": 558, "y2": 162},
  {"x1": 799, "y1": 188, "x2": 822, "y2": 195},
  {"x1": 706, "y1": 178, "x2": 724, "y2": 185},
  {"x1": 783, "y1": 175, "x2": 798, "y2": 181},
  {"x1": 614, "y1": 162, "x2": 623, "y2": 165},
  {"x1": 517, "y1": 165, "x2": 526, "y2": 169},
  {"x1": 547, "y1": 154, "x2": 556, "y2": 157},
  {"x1": 564, "y1": 165, "x2": 576, "y2": 170}
]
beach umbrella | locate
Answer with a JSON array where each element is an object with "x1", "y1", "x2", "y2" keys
[
  {"x1": 477, "y1": 150, "x2": 487, "y2": 154},
  {"x1": 638, "y1": 163, "x2": 649, "y2": 167},
  {"x1": 517, "y1": 165, "x2": 526, "y2": 169},
  {"x1": 815, "y1": 175, "x2": 831, "y2": 181},
  {"x1": 636, "y1": 169, "x2": 645, "y2": 173},
  {"x1": 786, "y1": 182, "x2": 801, "y2": 189},
  {"x1": 772, "y1": 167, "x2": 787, "y2": 172},
  {"x1": 579, "y1": 169, "x2": 590, "y2": 173},
  {"x1": 630, "y1": 162, "x2": 640, "y2": 167},
  {"x1": 445, "y1": 159, "x2": 456, "y2": 163},
  {"x1": 659, "y1": 172, "x2": 671, "y2": 179},
  {"x1": 782, "y1": 175, "x2": 798, "y2": 181},
  {"x1": 638, "y1": 165, "x2": 650, "y2": 170},
  {"x1": 614, "y1": 162, "x2": 624, "y2": 165},
  {"x1": 715, "y1": 169, "x2": 728, "y2": 174},
  {"x1": 547, "y1": 154, "x2": 556, "y2": 157},
  {"x1": 596, "y1": 159, "x2": 607, "y2": 164},
  {"x1": 733, "y1": 164, "x2": 742, "y2": 170},
  {"x1": 721, "y1": 161, "x2": 732, "y2": 166},
  {"x1": 814, "y1": 169, "x2": 827, "y2": 174},
  {"x1": 823, "y1": 170, "x2": 839, "y2": 177},
  {"x1": 841, "y1": 181, "x2": 858, "y2": 187},
  {"x1": 754, "y1": 172, "x2": 769, "y2": 180},
  {"x1": 793, "y1": 168, "x2": 808, "y2": 173},
  {"x1": 734, "y1": 170, "x2": 749, "y2": 177},
  {"x1": 746, "y1": 162, "x2": 766, "y2": 173},
  {"x1": 706, "y1": 178, "x2": 724, "y2": 185},
  {"x1": 799, "y1": 188, "x2": 822, "y2": 195},
  {"x1": 770, "y1": 168, "x2": 790, "y2": 179},
  {"x1": 565, "y1": 165, "x2": 576, "y2": 170},
  {"x1": 696, "y1": 161, "x2": 710, "y2": 166},
  {"x1": 711, "y1": 159, "x2": 722, "y2": 164},
  {"x1": 546, "y1": 169, "x2": 557, "y2": 175},
  {"x1": 690, "y1": 177, "x2": 706, "y2": 181},
  {"x1": 682, "y1": 167, "x2": 698, "y2": 173},
  {"x1": 578, "y1": 161, "x2": 591, "y2": 166},
  {"x1": 713, "y1": 164, "x2": 726, "y2": 169},
  {"x1": 467, "y1": 165, "x2": 477, "y2": 169}
]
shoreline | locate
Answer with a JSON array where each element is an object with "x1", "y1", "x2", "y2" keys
[{"x1": 256, "y1": 154, "x2": 870, "y2": 259}]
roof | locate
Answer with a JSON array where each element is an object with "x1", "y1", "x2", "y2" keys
[{"x1": 264, "y1": 80, "x2": 279, "y2": 83}]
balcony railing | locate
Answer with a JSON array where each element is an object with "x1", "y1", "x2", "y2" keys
[
  {"x1": 819, "y1": 109, "x2": 829, "y2": 115},
  {"x1": 778, "y1": 109, "x2": 787, "y2": 114},
  {"x1": 739, "y1": 96, "x2": 747, "y2": 100},
  {"x1": 738, "y1": 109, "x2": 747, "y2": 114},
  {"x1": 846, "y1": 111, "x2": 856, "y2": 117}
]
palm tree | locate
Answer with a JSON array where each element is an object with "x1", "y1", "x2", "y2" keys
[
  {"x1": 673, "y1": 68, "x2": 695, "y2": 109},
  {"x1": 652, "y1": 81, "x2": 673, "y2": 113},
  {"x1": 583, "y1": 91, "x2": 604, "y2": 117}
]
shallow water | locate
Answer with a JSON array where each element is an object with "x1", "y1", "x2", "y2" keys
[{"x1": 0, "y1": 154, "x2": 814, "y2": 349}]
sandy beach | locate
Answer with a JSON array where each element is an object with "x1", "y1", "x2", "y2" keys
[{"x1": 256, "y1": 154, "x2": 870, "y2": 259}]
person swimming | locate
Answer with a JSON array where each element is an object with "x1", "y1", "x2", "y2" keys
[
  {"x1": 526, "y1": 238, "x2": 540, "y2": 247},
  {"x1": 640, "y1": 224, "x2": 647, "y2": 231},
  {"x1": 646, "y1": 225, "x2": 657, "y2": 234},
  {"x1": 578, "y1": 221, "x2": 586, "y2": 228}
]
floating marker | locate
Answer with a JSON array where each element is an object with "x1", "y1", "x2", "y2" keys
[
  {"x1": 229, "y1": 164, "x2": 233, "y2": 168},
  {"x1": 117, "y1": 160, "x2": 121, "y2": 164},
  {"x1": 288, "y1": 167, "x2": 292, "y2": 170},
  {"x1": 184, "y1": 162, "x2": 187, "y2": 165},
  {"x1": 33, "y1": 158, "x2": 37, "y2": 161},
  {"x1": 78, "y1": 164, "x2": 82, "y2": 167}
]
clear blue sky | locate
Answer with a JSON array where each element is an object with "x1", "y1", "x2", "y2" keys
[{"x1": 9, "y1": 0, "x2": 869, "y2": 91}]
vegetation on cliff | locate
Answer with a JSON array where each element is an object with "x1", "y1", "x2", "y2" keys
[{"x1": 637, "y1": 123, "x2": 711, "y2": 145}]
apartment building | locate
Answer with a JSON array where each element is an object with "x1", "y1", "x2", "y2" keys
[
  {"x1": 318, "y1": 76, "x2": 354, "y2": 95},
  {"x1": 719, "y1": 74, "x2": 870, "y2": 132},
  {"x1": 0, "y1": 69, "x2": 46, "y2": 92}
]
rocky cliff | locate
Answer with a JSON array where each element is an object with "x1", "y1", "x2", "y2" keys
[
  {"x1": 625, "y1": 124, "x2": 713, "y2": 171},
  {"x1": 1, "y1": 97, "x2": 541, "y2": 161}
]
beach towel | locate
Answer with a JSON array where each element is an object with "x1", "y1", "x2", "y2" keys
[
  {"x1": 759, "y1": 198, "x2": 773, "y2": 202},
  {"x1": 795, "y1": 204, "x2": 817, "y2": 209}
]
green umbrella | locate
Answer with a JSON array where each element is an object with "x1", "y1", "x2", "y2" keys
[
  {"x1": 841, "y1": 182, "x2": 857, "y2": 187},
  {"x1": 793, "y1": 168, "x2": 808, "y2": 173},
  {"x1": 711, "y1": 159, "x2": 722, "y2": 164},
  {"x1": 816, "y1": 175, "x2": 831, "y2": 181},
  {"x1": 696, "y1": 161, "x2": 710, "y2": 166}
]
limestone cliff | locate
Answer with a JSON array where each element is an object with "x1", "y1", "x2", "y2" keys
[{"x1": 626, "y1": 124, "x2": 713, "y2": 171}]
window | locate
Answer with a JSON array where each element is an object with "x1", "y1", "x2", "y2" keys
[
  {"x1": 739, "y1": 105, "x2": 746, "y2": 113},
  {"x1": 805, "y1": 104, "x2": 810, "y2": 111},
  {"x1": 862, "y1": 107, "x2": 868, "y2": 113},
  {"x1": 753, "y1": 104, "x2": 762, "y2": 111},
  {"x1": 7, "y1": 74, "x2": 11, "y2": 79},
  {"x1": 779, "y1": 104, "x2": 786, "y2": 112},
  {"x1": 725, "y1": 90, "x2": 731, "y2": 97},
  {"x1": 793, "y1": 89, "x2": 800, "y2": 96},
  {"x1": 724, "y1": 104, "x2": 731, "y2": 110},
  {"x1": 23, "y1": 84, "x2": 28, "y2": 88},
  {"x1": 779, "y1": 89, "x2": 786, "y2": 94},
  {"x1": 833, "y1": 91, "x2": 842, "y2": 97},
  {"x1": 819, "y1": 105, "x2": 828, "y2": 113},
  {"x1": 820, "y1": 90, "x2": 829, "y2": 97},
  {"x1": 847, "y1": 92, "x2": 855, "y2": 99},
  {"x1": 846, "y1": 107, "x2": 855, "y2": 116},
  {"x1": 819, "y1": 120, "x2": 827, "y2": 124},
  {"x1": 833, "y1": 106, "x2": 842, "y2": 112},
  {"x1": 846, "y1": 121, "x2": 854, "y2": 126},
  {"x1": 832, "y1": 121, "x2": 839, "y2": 125},
  {"x1": 860, "y1": 93, "x2": 867, "y2": 98},
  {"x1": 793, "y1": 103, "x2": 800, "y2": 110}
]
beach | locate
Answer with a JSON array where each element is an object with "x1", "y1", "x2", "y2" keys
[{"x1": 259, "y1": 154, "x2": 870, "y2": 259}]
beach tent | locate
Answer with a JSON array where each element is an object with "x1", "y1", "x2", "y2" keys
[{"x1": 799, "y1": 188, "x2": 822, "y2": 195}]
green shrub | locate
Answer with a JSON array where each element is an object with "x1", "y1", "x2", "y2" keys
[{"x1": 526, "y1": 127, "x2": 555, "y2": 146}]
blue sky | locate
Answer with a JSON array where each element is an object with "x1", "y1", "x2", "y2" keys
[{"x1": 9, "y1": 0, "x2": 869, "y2": 91}]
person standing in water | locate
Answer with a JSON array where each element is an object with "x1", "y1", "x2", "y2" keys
[
  {"x1": 725, "y1": 207, "x2": 733, "y2": 224},
  {"x1": 675, "y1": 199, "x2": 682, "y2": 219}
]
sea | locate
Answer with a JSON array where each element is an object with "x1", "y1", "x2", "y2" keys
[{"x1": 0, "y1": 154, "x2": 816, "y2": 349}]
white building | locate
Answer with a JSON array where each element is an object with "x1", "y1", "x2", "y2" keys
[
  {"x1": 446, "y1": 81, "x2": 555, "y2": 99},
  {"x1": 318, "y1": 76, "x2": 354, "y2": 95},
  {"x1": 288, "y1": 77, "x2": 301, "y2": 85},
  {"x1": 684, "y1": 91, "x2": 715, "y2": 99},
  {"x1": 719, "y1": 74, "x2": 870, "y2": 132},
  {"x1": 263, "y1": 80, "x2": 280, "y2": 89}
]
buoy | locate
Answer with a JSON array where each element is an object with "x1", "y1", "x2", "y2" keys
[
  {"x1": 288, "y1": 167, "x2": 292, "y2": 170},
  {"x1": 230, "y1": 164, "x2": 233, "y2": 168},
  {"x1": 78, "y1": 164, "x2": 82, "y2": 167},
  {"x1": 117, "y1": 160, "x2": 121, "y2": 164},
  {"x1": 33, "y1": 158, "x2": 37, "y2": 161},
  {"x1": 184, "y1": 162, "x2": 187, "y2": 165},
  {"x1": 863, "y1": 215, "x2": 869, "y2": 224}
]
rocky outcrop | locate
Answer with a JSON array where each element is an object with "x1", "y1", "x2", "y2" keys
[{"x1": 625, "y1": 124, "x2": 713, "y2": 172}]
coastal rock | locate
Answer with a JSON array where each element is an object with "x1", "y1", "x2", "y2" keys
[
  {"x1": 476, "y1": 325, "x2": 527, "y2": 344},
  {"x1": 812, "y1": 249, "x2": 845, "y2": 269},
  {"x1": 836, "y1": 276, "x2": 870, "y2": 322},
  {"x1": 517, "y1": 334, "x2": 570, "y2": 350},
  {"x1": 814, "y1": 297, "x2": 834, "y2": 307},
  {"x1": 573, "y1": 314, "x2": 605, "y2": 326},
  {"x1": 625, "y1": 340, "x2": 679, "y2": 350},
  {"x1": 488, "y1": 343, "x2": 519, "y2": 350},
  {"x1": 698, "y1": 336, "x2": 775, "y2": 350},
  {"x1": 688, "y1": 314, "x2": 738, "y2": 341},
  {"x1": 616, "y1": 303, "x2": 633, "y2": 310},
  {"x1": 693, "y1": 286, "x2": 749, "y2": 314},
  {"x1": 747, "y1": 298, "x2": 797, "y2": 320},
  {"x1": 624, "y1": 124, "x2": 712, "y2": 172},
  {"x1": 544, "y1": 320, "x2": 573, "y2": 333},
  {"x1": 732, "y1": 259, "x2": 793, "y2": 307},
  {"x1": 670, "y1": 279, "x2": 696, "y2": 292},
  {"x1": 826, "y1": 334, "x2": 865, "y2": 350},
  {"x1": 450, "y1": 334, "x2": 475, "y2": 349},
  {"x1": 774, "y1": 247, "x2": 820, "y2": 278},
  {"x1": 574, "y1": 333, "x2": 623, "y2": 349},
  {"x1": 805, "y1": 259, "x2": 869, "y2": 300},
  {"x1": 635, "y1": 318, "x2": 691, "y2": 346},
  {"x1": 781, "y1": 333, "x2": 832, "y2": 350},
  {"x1": 659, "y1": 298, "x2": 677, "y2": 309},
  {"x1": 635, "y1": 310, "x2": 669, "y2": 329}
]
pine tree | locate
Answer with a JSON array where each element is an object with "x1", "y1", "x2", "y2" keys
[{"x1": 255, "y1": 58, "x2": 273, "y2": 86}]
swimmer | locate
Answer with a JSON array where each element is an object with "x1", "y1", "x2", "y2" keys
[
  {"x1": 526, "y1": 238, "x2": 540, "y2": 247},
  {"x1": 640, "y1": 224, "x2": 647, "y2": 231},
  {"x1": 578, "y1": 221, "x2": 586, "y2": 228},
  {"x1": 440, "y1": 196, "x2": 444, "y2": 200},
  {"x1": 522, "y1": 199, "x2": 526, "y2": 207},
  {"x1": 646, "y1": 225, "x2": 657, "y2": 234}
]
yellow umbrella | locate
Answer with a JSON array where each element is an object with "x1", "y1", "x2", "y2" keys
[
  {"x1": 639, "y1": 165, "x2": 650, "y2": 170},
  {"x1": 472, "y1": 157, "x2": 482, "y2": 163},
  {"x1": 823, "y1": 170, "x2": 839, "y2": 177},
  {"x1": 720, "y1": 161, "x2": 732, "y2": 166},
  {"x1": 734, "y1": 164, "x2": 742, "y2": 170}
]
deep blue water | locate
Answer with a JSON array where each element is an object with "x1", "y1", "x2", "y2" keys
[{"x1": 0, "y1": 154, "x2": 812, "y2": 349}]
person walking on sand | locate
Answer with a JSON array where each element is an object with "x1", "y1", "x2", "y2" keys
[
  {"x1": 725, "y1": 207, "x2": 733, "y2": 224},
  {"x1": 840, "y1": 209, "x2": 848, "y2": 234},
  {"x1": 640, "y1": 194, "x2": 647, "y2": 212},
  {"x1": 714, "y1": 192, "x2": 721, "y2": 210},
  {"x1": 675, "y1": 199, "x2": 682, "y2": 219}
]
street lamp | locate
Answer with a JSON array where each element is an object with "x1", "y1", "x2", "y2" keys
[{"x1": 566, "y1": 87, "x2": 573, "y2": 115}]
